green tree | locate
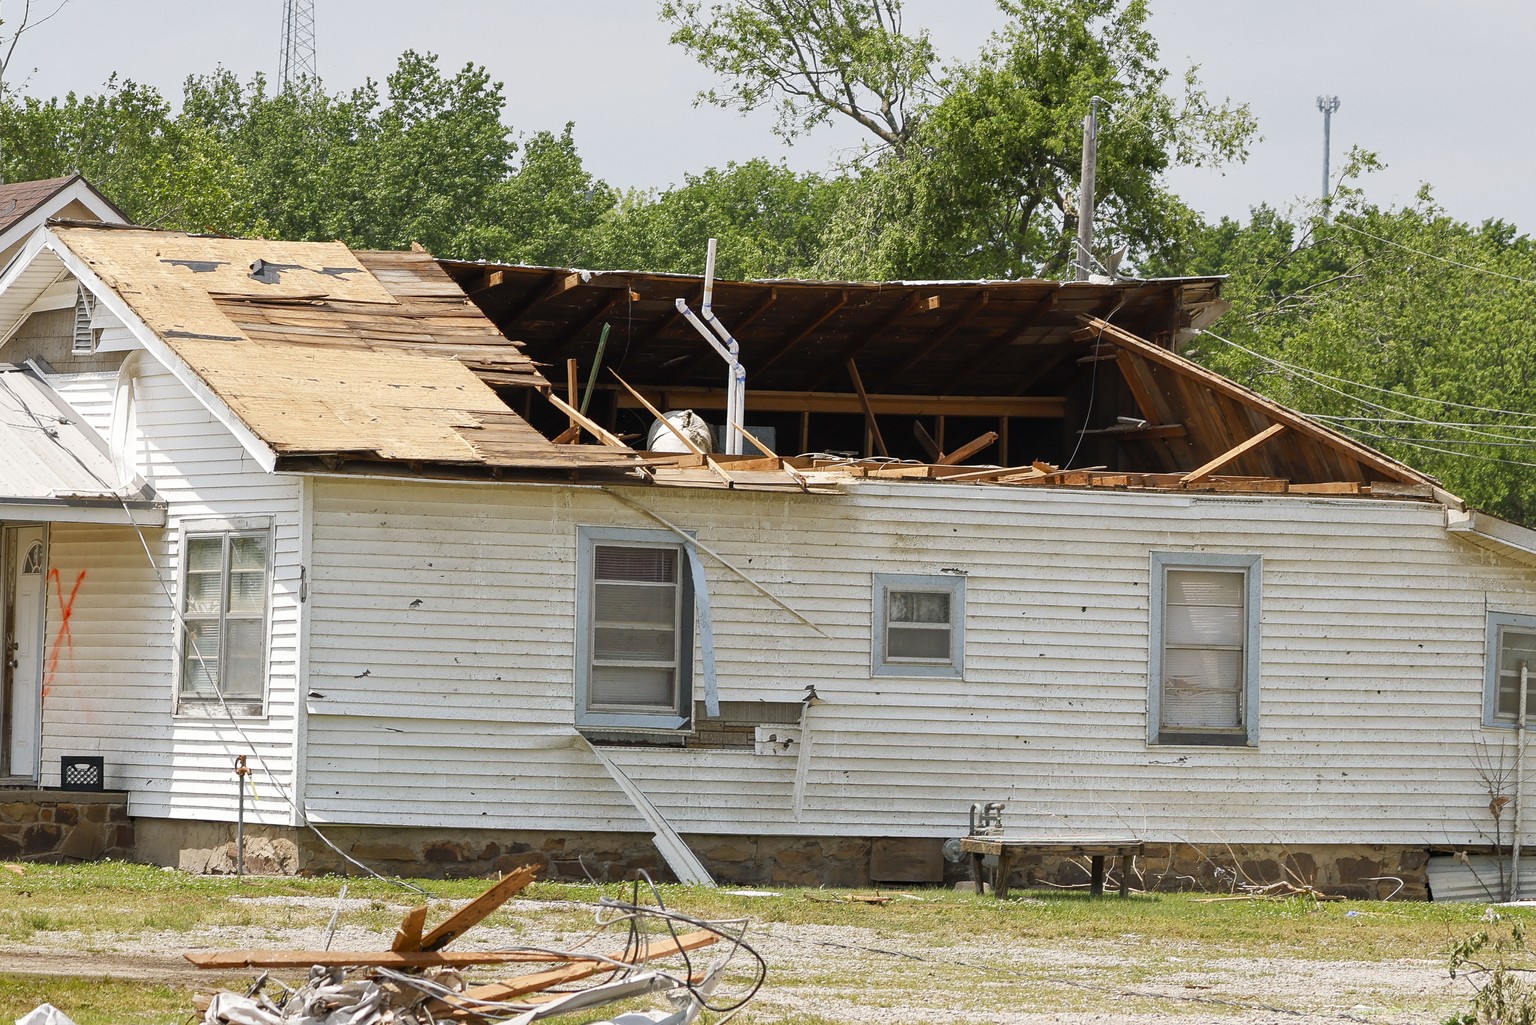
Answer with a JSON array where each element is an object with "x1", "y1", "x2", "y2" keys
[
  {"x1": 587, "y1": 159, "x2": 845, "y2": 278},
  {"x1": 0, "y1": 77, "x2": 256, "y2": 231},
  {"x1": 6, "y1": 50, "x2": 613, "y2": 262},
  {"x1": 665, "y1": 0, "x2": 1256, "y2": 279},
  {"x1": 662, "y1": 0, "x2": 938, "y2": 150},
  {"x1": 1171, "y1": 184, "x2": 1536, "y2": 525}
]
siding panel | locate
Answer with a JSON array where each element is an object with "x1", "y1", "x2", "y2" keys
[{"x1": 302, "y1": 479, "x2": 1536, "y2": 847}]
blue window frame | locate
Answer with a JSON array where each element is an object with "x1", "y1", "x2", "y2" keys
[
  {"x1": 872, "y1": 573, "x2": 965, "y2": 678},
  {"x1": 1148, "y1": 552, "x2": 1261, "y2": 747},
  {"x1": 575, "y1": 525, "x2": 693, "y2": 732},
  {"x1": 1485, "y1": 611, "x2": 1536, "y2": 728}
]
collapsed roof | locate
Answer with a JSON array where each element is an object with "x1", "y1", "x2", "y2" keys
[
  {"x1": 2, "y1": 222, "x2": 1436, "y2": 499},
  {"x1": 442, "y1": 261, "x2": 1433, "y2": 497}
]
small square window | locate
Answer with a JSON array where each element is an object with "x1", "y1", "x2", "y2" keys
[
  {"x1": 873, "y1": 574, "x2": 964, "y2": 677},
  {"x1": 1485, "y1": 612, "x2": 1536, "y2": 727}
]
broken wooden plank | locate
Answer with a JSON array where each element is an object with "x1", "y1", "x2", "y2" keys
[
  {"x1": 187, "y1": 949, "x2": 590, "y2": 970},
  {"x1": 421, "y1": 863, "x2": 541, "y2": 951},
  {"x1": 1180, "y1": 422, "x2": 1288, "y2": 485},
  {"x1": 847, "y1": 360, "x2": 889, "y2": 457},
  {"x1": 611, "y1": 369, "x2": 737, "y2": 488},
  {"x1": 545, "y1": 393, "x2": 630, "y2": 451},
  {"x1": 1287, "y1": 481, "x2": 1362, "y2": 494},
  {"x1": 939, "y1": 464, "x2": 1048, "y2": 483},
  {"x1": 913, "y1": 420, "x2": 941, "y2": 462},
  {"x1": 432, "y1": 929, "x2": 721, "y2": 1019},
  {"x1": 391, "y1": 905, "x2": 428, "y2": 953},
  {"x1": 936, "y1": 430, "x2": 999, "y2": 466}
]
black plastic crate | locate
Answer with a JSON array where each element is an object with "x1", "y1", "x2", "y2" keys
[{"x1": 60, "y1": 756, "x2": 104, "y2": 792}]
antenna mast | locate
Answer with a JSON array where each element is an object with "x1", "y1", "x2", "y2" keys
[
  {"x1": 1317, "y1": 95, "x2": 1341, "y2": 203},
  {"x1": 280, "y1": 0, "x2": 318, "y2": 87}
]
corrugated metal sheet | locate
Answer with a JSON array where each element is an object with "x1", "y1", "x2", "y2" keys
[
  {"x1": 0, "y1": 366, "x2": 120, "y2": 499},
  {"x1": 1427, "y1": 854, "x2": 1536, "y2": 902}
]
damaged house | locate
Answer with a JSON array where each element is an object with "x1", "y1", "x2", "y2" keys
[{"x1": 3, "y1": 214, "x2": 1536, "y2": 896}]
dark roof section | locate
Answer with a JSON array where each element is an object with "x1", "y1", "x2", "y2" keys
[
  {"x1": 0, "y1": 174, "x2": 129, "y2": 234},
  {"x1": 440, "y1": 262, "x2": 1227, "y2": 398},
  {"x1": 442, "y1": 260, "x2": 1431, "y2": 491}
]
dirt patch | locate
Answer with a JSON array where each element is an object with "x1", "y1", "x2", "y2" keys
[{"x1": 0, "y1": 897, "x2": 1473, "y2": 1024}]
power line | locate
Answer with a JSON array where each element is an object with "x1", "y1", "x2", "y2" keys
[
  {"x1": 1330, "y1": 221, "x2": 1536, "y2": 286},
  {"x1": 1200, "y1": 327, "x2": 1536, "y2": 423}
]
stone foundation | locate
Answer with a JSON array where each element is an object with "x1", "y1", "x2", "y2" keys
[
  {"x1": 130, "y1": 818, "x2": 1434, "y2": 899},
  {"x1": 0, "y1": 790, "x2": 134, "y2": 863},
  {"x1": 1002, "y1": 842, "x2": 1430, "y2": 901}
]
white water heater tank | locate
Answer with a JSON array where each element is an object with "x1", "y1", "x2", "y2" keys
[{"x1": 646, "y1": 409, "x2": 715, "y2": 453}]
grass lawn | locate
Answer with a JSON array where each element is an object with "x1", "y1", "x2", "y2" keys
[{"x1": 0, "y1": 861, "x2": 1517, "y2": 1024}]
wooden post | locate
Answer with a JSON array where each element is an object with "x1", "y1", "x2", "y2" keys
[{"x1": 1089, "y1": 855, "x2": 1106, "y2": 897}]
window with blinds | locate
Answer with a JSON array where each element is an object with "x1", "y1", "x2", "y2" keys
[
  {"x1": 1486, "y1": 612, "x2": 1536, "y2": 727},
  {"x1": 576, "y1": 527, "x2": 693, "y2": 731},
  {"x1": 177, "y1": 524, "x2": 271, "y2": 714},
  {"x1": 1150, "y1": 553, "x2": 1260, "y2": 746},
  {"x1": 873, "y1": 573, "x2": 965, "y2": 677}
]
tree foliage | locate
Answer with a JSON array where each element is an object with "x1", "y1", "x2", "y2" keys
[
  {"x1": 666, "y1": 0, "x2": 1256, "y2": 280},
  {"x1": 662, "y1": 0, "x2": 937, "y2": 149},
  {"x1": 2, "y1": 52, "x2": 614, "y2": 265},
  {"x1": 587, "y1": 159, "x2": 845, "y2": 279},
  {"x1": 1168, "y1": 175, "x2": 1536, "y2": 524}
]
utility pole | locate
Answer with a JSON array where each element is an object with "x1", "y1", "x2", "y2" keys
[
  {"x1": 1076, "y1": 95, "x2": 1101, "y2": 282},
  {"x1": 280, "y1": 0, "x2": 318, "y2": 88},
  {"x1": 1317, "y1": 95, "x2": 1341, "y2": 204}
]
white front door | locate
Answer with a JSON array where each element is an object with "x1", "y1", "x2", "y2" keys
[{"x1": 3, "y1": 526, "x2": 45, "y2": 781}]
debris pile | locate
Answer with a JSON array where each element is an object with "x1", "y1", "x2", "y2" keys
[{"x1": 186, "y1": 867, "x2": 762, "y2": 1025}]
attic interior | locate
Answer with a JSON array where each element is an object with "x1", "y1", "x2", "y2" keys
[{"x1": 441, "y1": 262, "x2": 1426, "y2": 494}]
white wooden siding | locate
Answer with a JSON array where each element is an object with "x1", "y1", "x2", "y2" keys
[
  {"x1": 46, "y1": 372, "x2": 115, "y2": 435},
  {"x1": 301, "y1": 478, "x2": 1536, "y2": 847},
  {"x1": 37, "y1": 358, "x2": 301, "y2": 825}
]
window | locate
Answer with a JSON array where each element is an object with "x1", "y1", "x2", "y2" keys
[
  {"x1": 576, "y1": 526, "x2": 693, "y2": 732},
  {"x1": 1149, "y1": 552, "x2": 1260, "y2": 746},
  {"x1": 873, "y1": 573, "x2": 965, "y2": 677},
  {"x1": 1485, "y1": 612, "x2": 1536, "y2": 727},
  {"x1": 177, "y1": 521, "x2": 271, "y2": 715}
]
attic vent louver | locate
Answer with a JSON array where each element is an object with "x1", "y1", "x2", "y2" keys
[{"x1": 71, "y1": 285, "x2": 95, "y2": 355}]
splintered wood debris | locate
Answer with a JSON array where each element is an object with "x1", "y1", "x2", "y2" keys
[{"x1": 186, "y1": 867, "x2": 761, "y2": 1025}]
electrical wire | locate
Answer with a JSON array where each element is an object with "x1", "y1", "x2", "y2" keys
[
  {"x1": 593, "y1": 873, "x2": 766, "y2": 1014},
  {"x1": 1063, "y1": 296, "x2": 1126, "y2": 469},
  {"x1": 1331, "y1": 220, "x2": 1536, "y2": 286},
  {"x1": 1198, "y1": 327, "x2": 1536, "y2": 436}
]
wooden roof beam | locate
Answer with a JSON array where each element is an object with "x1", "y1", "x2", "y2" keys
[
  {"x1": 942, "y1": 292, "x2": 1058, "y2": 397},
  {"x1": 804, "y1": 291, "x2": 939, "y2": 391},
  {"x1": 611, "y1": 385, "x2": 1063, "y2": 419},
  {"x1": 877, "y1": 291, "x2": 991, "y2": 391},
  {"x1": 549, "y1": 290, "x2": 627, "y2": 361},
  {"x1": 1115, "y1": 350, "x2": 1173, "y2": 426},
  {"x1": 752, "y1": 290, "x2": 848, "y2": 378},
  {"x1": 493, "y1": 269, "x2": 574, "y2": 335},
  {"x1": 1082, "y1": 315, "x2": 1425, "y2": 485},
  {"x1": 1180, "y1": 423, "x2": 1287, "y2": 484}
]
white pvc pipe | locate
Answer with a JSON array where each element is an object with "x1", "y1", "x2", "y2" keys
[
  {"x1": 677, "y1": 239, "x2": 749, "y2": 456},
  {"x1": 700, "y1": 239, "x2": 734, "y2": 454}
]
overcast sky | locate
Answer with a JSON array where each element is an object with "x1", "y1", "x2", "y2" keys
[{"x1": 16, "y1": 1, "x2": 1532, "y2": 234}]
